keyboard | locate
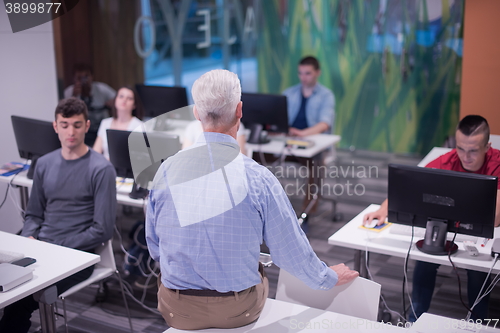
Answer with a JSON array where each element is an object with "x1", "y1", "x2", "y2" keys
[
  {"x1": 389, "y1": 224, "x2": 479, "y2": 243},
  {"x1": 0, "y1": 250, "x2": 24, "y2": 264}
]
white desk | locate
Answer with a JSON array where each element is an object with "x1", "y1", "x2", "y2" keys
[
  {"x1": 0, "y1": 172, "x2": 146, "y2": 209},
  {"x1": 328, "y1": 204, "x2": 500, "y2": 274},
  {"x1": 246, "y1": 134, "x2": 341, "y2": 159},
  {"x1": 1, "y1": 134, "x2": 341, "y2": 210},
  {"x1": 163, "y1": 298, "x2": 406, "y2": 333},
  {"x1": 153, "y1": 118, "x2": 341, "y2": 159},
  {"x1": 115, "y1": 179, "x2": 146, "y2": 208},
  {"x1": 0, "y1": 231, "x2": 99, "y2": 331}
]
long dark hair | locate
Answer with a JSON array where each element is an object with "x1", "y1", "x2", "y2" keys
[{"x1": 110, "y1": 86, "x2": 144, "y2": 120}]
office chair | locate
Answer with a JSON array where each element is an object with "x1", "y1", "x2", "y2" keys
[
  {"x1": 275, "y1": 269, "x2": 381, "y2": 321},
  {"x1": 58, "y1": 240, "x2": 134, "y2": 333}
]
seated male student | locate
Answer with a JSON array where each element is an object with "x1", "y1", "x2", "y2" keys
[
  {"x1": 282, "y1": 56, "x2": 336, "y2": 214},
  {"x1": 0, "y1": 98, "x2": 117, "y2": 333},
  {"x1": 283, "y1": 56, "x2": 335, "y2": 137},
  {"x1": 146, "y1": 69, "x2": 358, "y2": 330},
  {"x1": 364, "y1": 115, "x2": 500, "y2": 321}
]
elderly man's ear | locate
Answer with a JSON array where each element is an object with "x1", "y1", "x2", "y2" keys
[
  {"x1": 235, "y1": 101, "x2": 243, "y2": 119},
  {"x1": 193, "y1": 105, "x2": 201, "y2": 121}
]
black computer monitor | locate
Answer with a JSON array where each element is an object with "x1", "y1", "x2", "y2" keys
[
  {"x1": 388, "y1": 164, "x2": 497, "y2": 255},
  {"x1": 135, "y1": 84, "x2": 189, "y2": 119},
  {"x1": 11, "y1": 115, "x2": 61, "y2": 179},
  {"x1": 107, "y1": 129, "x2": 181, "y2": 199},
  {"x1": 241, "y1": 92, "x2": 289, "y2": 141}
]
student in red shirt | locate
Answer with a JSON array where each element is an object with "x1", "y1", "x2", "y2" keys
[{"x1": 364, "y1": 115, "x2": 500, "y2": 321}]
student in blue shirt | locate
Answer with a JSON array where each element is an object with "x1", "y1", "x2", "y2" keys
[
  {"x1": 283, "y1": 56, "x2": 335, "y2": 137},
  {"x1": 282, "y1": 56, "x2": 336, "y2": 215},
  {"x1": 146, "y1": 69, "x2": 358, "y2": 330}
]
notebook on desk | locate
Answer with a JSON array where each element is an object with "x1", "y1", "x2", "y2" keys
[
  {"x1": 0, "y1": 263, "x2": 33, "y2": 292},
  {"x1": 285, "y1": 138, "x2": 315, "y2": 149}
]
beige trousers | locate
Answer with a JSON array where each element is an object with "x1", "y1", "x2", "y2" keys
[{"x1": 157, "y1": 264, "x2": 269, "y2": 330}]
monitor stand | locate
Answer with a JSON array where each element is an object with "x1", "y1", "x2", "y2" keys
[
  {"x1": 129, "y1": 181, "x2": 149, "y2": 200},
  {"x1": 416, "y1": 219, "x2": 458, "y2": 255},
  {"x1": 26, "y1": 158, "x2": 38, "y2": 180}
]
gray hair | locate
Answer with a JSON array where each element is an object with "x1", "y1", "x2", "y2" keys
[{"x1": 191, "y1": 69, "x2": 241, "y2": 130}]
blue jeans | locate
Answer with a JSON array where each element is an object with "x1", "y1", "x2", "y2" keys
[{"x1": 409, "y1": 261, "x2": 490, "y2": 322}]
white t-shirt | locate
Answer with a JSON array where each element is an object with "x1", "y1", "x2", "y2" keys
[
  {"x1": 96, "y1": 117, "x2": 143, "y2": 159},
  {"x1": 184, "y1": 121, "x2": 246, "y2": 147}
]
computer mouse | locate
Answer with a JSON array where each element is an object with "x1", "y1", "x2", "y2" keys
[{"x1": 366, "y1": 219, "x2": 379, "y2": 228}]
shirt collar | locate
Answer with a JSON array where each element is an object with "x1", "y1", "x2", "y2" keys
[
  {"x1": 195, "y1": 132, "x2": 238, "y2": 146},
  {"x1": 311, "y1": 83, "x2": 322, "y2": 94},
  {"x1": 300, "y1": 83, "x2": 321, "y2": 96}
]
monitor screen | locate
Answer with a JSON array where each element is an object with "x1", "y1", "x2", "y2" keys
[
  {"x1": 135, "y1": 84, "x2": 190, "y2": 119},
  {"x1": 11, "y1": 115, "x2": 61, "y2": 179},
  {"x1": 107, "y1": 129, "x2": 180, "y2": 198},
  {"x1": 241, "y1": 92, "x2": 288, "y2": 134},
  {"x1": 388, "y1": 164, "x2": 497, "y2": 255}
]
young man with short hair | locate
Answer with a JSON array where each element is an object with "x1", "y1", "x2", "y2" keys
[
  {"x1": 0, "y1": 97, "x2": 117, "y2": 333},
  {"x1": 364, "y1": 115, "x2": 500, "y2": 321},
  {"x1": 283, "y1": 56, "x2": 335, "y2": 137}
]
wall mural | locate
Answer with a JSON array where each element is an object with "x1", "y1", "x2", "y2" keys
[{"x1": 257, "y1": 0, "x2": 463, "y2": 155}]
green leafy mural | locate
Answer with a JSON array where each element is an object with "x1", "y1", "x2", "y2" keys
[{"x1": 256, "y1": 0, "x2": 463, "y2": 155}]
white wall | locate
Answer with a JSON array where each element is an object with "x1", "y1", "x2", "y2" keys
[{"x1": 0, "y1": 10, "x2": 58, "y2": 232}]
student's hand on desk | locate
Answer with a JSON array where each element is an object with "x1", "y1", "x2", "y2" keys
[
  {"x1": 330, "y1": 263, "x2": 359, "y2": 286},
  {"x1": 28, "y1": 236, "x2": 36, "y2": 240},
  {"x1": 289, "y1": 127, "x2": 306, "y2": 137},
  {"x1": 363, "y1": 210, "x2": 387, "y2": 227}
]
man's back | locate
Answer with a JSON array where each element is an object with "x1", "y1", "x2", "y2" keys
[
  {"x1": 148, "y1": 133, "x2": 264, "y2": 292},
  {"x1": 147, "y1": 132, "x2": 336, "y2": 293},
  {"x1": 145, "y1": 69, "x2": 357, "y2": 331}
]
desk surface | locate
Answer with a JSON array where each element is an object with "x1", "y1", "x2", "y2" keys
[
  {"x1": 0, "y1": 231, "x2": 100, "y2": 308},
  {"x1": 155, "y1": 119, "x2": 341, "y2": 159},
  {"x1": 246, "y1": 134, "x2": 341, "y2": 159},
  {"x1": 164, "y1": 298, "x2": 406, "y2": 333},
  {"x1": 1, "y1": 133, "x2": 340, "y2": 208},
  {"x1": 0, "y1": 172, "x2": 146, "y2": 208},
  {"x1": 328, "y1": 205, "x2": 500, "y2": 273}
]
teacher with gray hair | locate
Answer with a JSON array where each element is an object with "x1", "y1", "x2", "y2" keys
[{"x1": 146, "y1": 69, "x2": 358, "y2": 330}]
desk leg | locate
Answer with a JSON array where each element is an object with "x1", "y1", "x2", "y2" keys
[
  {"x1": 354, "y1": 250, "x2": 369, "y2": 278},
  {"x1": 33, "y1": 285, "x2": 58, "y2": 333}
]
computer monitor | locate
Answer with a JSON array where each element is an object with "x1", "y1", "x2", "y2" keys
[
  {"x1": 135, "y1": 84, "x2": 190, "y2": 119},
  {"x1": 107, "y1": 129, "x2": 181, "y2": 199},
  {"x1": 388, "y1": 164, "x2": 497, "y2": 255},
  {"x1": 11, "y1": 115, "x2": 61, "y2": 179},
  {"x1": 240, "y1": 92, "x2": 289, "y2": 141}
]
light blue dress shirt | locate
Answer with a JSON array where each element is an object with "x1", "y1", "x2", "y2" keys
[
  {"x1": 283, "y1": 83, "x2": 335, "y2": 131},
  {"x1": 146, "y1": 132, "x2": 338, "y2": 292}
]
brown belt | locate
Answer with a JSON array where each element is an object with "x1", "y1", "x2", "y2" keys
[{"x1": 177, "y1": 289, "x2": 235, "y2": 297}]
